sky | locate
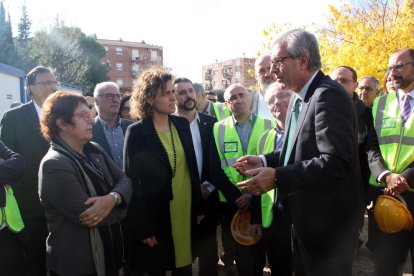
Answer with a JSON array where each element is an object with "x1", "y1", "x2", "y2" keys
[{"x1": 4, "y1": 0, "x2": 340, "y2": 83}]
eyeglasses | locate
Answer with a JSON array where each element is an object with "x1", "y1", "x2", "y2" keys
[
  {"x1": 33, "y1": 80, "x2": 60, "y2": 86},
  {"x1": 226, "y1": 92, "x2": 248, "y2": 103},
  {"x1": 97, "y1": 93, "x2": 122, "y2": 100},
  {"x1": 358, "y1": 86, "x2": 375, "y2": 92},
  {"x1": 87, "y1": 105, "x2": 94, "y2": 109},
  {"x1": 72, "y1": 110, "x2": 93, "y2": 121},
  {"x1": 386, "y1": 61, "x2": 414, "y2": 73},
  {"x1": 271, "y1": 55, "x2": 294, "y2": 69}
]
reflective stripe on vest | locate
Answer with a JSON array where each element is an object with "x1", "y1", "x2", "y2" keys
[
  {"x1": 0, "y1": 186, "x2": 24, "y2": 232},
  {"x1": 213, "y1": 116, "x2": 275, "y2": 202},
  {"x1": 369, "y1": 92, "x2": 414, "y2": 187},
  {"x1": 212, "y1": 102, "x2": 231, "y2": 121},
  {"x1": 257, "y1": 129, "x2": 277, "y2": 228}
]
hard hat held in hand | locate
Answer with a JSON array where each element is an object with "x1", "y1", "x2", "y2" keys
[
  {"x1": 374, "y1": 195, "x2": 413, "y2": 234},
  {"x1": 231, "y1": 209, "x2": 262, "y2": 246}
]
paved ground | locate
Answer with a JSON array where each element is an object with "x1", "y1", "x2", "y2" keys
[{"x1": 190, "y1": 214, "x2": 413, "y2": 276}]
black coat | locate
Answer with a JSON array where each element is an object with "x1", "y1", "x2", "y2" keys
[{"x1": 124, "y1": 115, "x2": 202, "y2": 271}]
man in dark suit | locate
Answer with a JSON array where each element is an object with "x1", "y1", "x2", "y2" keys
[
  {"x1": 92, "y1": 82, "x2": 133, "y2": 168},
  {"x1": 236, "y1": 29, "x2": 362, "y2": 276},
  {"x1": 0, "y1": 66, "x2": 58, "y2": 275},
  {"x1": 173, "y1": 77, "x2": 220, "y2": 276}
]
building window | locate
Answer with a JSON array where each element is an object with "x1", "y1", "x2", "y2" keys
[
  {"x1": 132, "y1": 64, "x2": 140, "y2": 76},
  {"x1": 116, "y1": 47, "x2": 123, "y2": 55},
  {"x1": 132, "y1": 49, "x2": 140, "y2": 60},
  {"x1": 116, "y1": 63, "x2": 123, "y2": 71},
  {"x1": 236, "y1": 66, "x2": 240, "y2": 72},
  {"x1": 132, "y1": 79, "x2": 138, "y2": 86},
  {"x1": 236, "y1": 78, "x2": 240, "y2": 83},
  {"x1": 150, "y1": 50, "x2": 158, "y2": 61},
  {"x1": 117, "y1": 79, "x2": 124, "y2": 87}
]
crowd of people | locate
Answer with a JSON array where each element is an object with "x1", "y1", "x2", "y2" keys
[{"x1": 0, "y1": 28, "x2": 413, "y2": 276}]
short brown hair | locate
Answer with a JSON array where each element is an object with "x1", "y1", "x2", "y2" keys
[
  {"x1": 26, "y1": 66, "x2": 53, "y2": 95},
  {"x1": 40, "y1": 90, "x2": 87, "y2": 142},
  {"x1": 130, "y1": 66, "x2": 173, "y2": 118}
]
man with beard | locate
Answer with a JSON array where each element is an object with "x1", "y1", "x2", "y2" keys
[
  {"x1": 367, "y1": 49, "x2": 414, "y2": 276},
  {"x1": 251, "y1": 55, "x2": 276, "y2": 120},
  {"x1": 173, "y1": 78, "x2": 220, "y2": 276}
]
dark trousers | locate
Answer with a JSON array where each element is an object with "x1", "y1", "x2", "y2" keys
[
  {"x1": 291, "y1": 225, "x2": 357, "y2": 276},
  {"x1": 194, "y1": 216, "x2": 219, "y2": 276},
  {"x1": 218, "y1": 203, "x2": 236, "y2": 265},
  {"x1": 264, "y1": 206, "x2": 293, "y2": 276},
  {"x1": 0, "y1": 227, "x2": 25, "y2": 276},
  {"x1": 146, "y1": 264, "x2": 192, "y2": 276},
  {"x1": 220, "y1": 203, "x2": 266, "y2": 276},
  {"x1": 19, "y1": 216, "x2": 48, "y2": 276}
]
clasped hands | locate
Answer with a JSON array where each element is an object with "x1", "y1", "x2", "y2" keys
[
  {"x1": 79, "y1": 195, "x2": 116, "y2": 228},
  {"x1": 234, "y1": 155, "x2": 276, "y2": 196},
  {"x1": 383, "y1": 173, "x2": 410, "y2": 196}
]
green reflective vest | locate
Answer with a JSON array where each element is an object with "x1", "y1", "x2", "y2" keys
[
  {"x1": 369, "y1": 92, "x2": 414, "y2": 187},
  {"x1": 213, "y1": 116, "x2": 274, "y2": 202},
  {"x1": 0, "y1": 186, "x2": 24, "y2": 232},
  {"x1": 211, "y1": 102, "x2": 231, "y2": 121},
  {"x1": 257, "y1": 128, "x2": 277, "y2": 228}
]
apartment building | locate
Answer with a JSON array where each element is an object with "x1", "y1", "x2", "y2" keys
[
  {"x1": 202, "y1": 57, "x2": 256, "y2": 92},
  {"x1": 97, "y1": 39, "x2": 163, "y2": 93}
]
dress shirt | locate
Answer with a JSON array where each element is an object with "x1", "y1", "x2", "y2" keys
[
  {"x1": 99, "y1": 116, "x2": 124, "y2": 169},
  {"x1": 233, "y1": 114, "x2": 255, "y2": 153},
  {"x1": 34, "y1": 101, "x2": 42, "y2": 118}
]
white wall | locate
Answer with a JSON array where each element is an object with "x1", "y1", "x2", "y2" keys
[{"x1": 0, "y1": 72, "x2": 21, "y2": 116}]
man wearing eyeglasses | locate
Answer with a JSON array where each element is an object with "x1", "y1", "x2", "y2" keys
[
  {"x1": 358, "y1": 76, "x2": 380, "y2": 108},
  {"x1": 92, "y1": 82, "x2": 133, "y2": 169},
  {"x1": 0, "y1": 66, "x2": 58, "y2": 275},
  {"x1": 210, "y1": 84, "x2": 274, "y2": 276},
  {"x1": 235, "y1": 29, "x2": 361, "y2": 276},
  {"x1": 367, "y1": 49, "x2": 414, "y2": 276}
]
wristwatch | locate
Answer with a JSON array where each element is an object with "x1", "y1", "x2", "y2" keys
[{"x1": 109, "y1": 192, "x2": 122, "y2": 205}]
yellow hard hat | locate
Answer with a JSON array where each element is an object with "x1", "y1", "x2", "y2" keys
[
  {"x1": 374, "y1": 195, "x2": 413, "y2": 234},
  {"x1": 231, "y1": 209, "x2": 262, "y2": 246}
]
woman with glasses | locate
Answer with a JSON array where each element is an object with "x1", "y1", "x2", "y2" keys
[
  {"x1": 38, "y1": 90, "x2": 132, "y2": 276},
  {"x1": 118, "y1": 95, "x2": 134, "y2": 121},
  {"x1": 124, "y1": 67, "x2": 202, "y2": 276}
]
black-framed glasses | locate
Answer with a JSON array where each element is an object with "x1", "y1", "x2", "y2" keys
[
  {"x1": 334, "y1": 78, "x2": 355, "y2": 85},
  {"x1": 97, "y1": 93, "x2": 122, "y2": 100},
  {"x1": 33, "y1": 80, "x2": 60, "y2": 86},
  {"x1": 271, "y1": 55, "x2": 294, "y2": 69},
  {"x1": 386, "y1": 61, "x2": 414, "y2": 73},
  {"x1": 226, "y1": 92, "x2": 248, "y2": 103},
  {"x1": 358, "y1": 86, "x2": 375, "y2": 93},
  {"x1": 72, "y1": 110, "x2": 93, "y2": 121}
]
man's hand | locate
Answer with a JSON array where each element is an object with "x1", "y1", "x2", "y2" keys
[
  {"x1": 235, "y1": 193, "x2": 251, "y2": 211},
  {"x1": 142, "y1": 236, "x2": 158, "y2": 247},
  {"x1": 249, "y1": 224, "x2": 263, "y2": 237},
  {"x1": 237, "y1": 167, "x2": 276, "y2": 196},
  {"x1": 384, "y1": 173, "x2": 409, "y2": 196},
  {"x1": 201, "y1": 186, "x2": 211, "y2": 200},
  {"x1": 234, "y1": 155, "x2": 263, "y2": 176}
]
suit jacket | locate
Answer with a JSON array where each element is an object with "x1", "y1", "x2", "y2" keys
[
  {"x1": 265, "y1": 71, "x2": 362, "y2": 255},
  {"x1": 0, "y1": 101, "x2": 50, "y2": 218},
  {"x1": 92, "y1": 116, "x2": 133, "y2": 160},
  {"x1": 124, "y1": 115, "x2": 202, "y2": 271}
]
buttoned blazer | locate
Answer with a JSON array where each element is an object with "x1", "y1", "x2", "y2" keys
[
  {"x1": 92, "y1": 116, "x2": 133, "y2": 160},
  {"x1": 0, "y1": 101, "x2": 50, "y2": 218},
  {"x1": 265, "y1": 70, "x2": 362, "y2": 253},
  {"x1": 124, "y1": 114, "x2": 202, "y2": 271}
]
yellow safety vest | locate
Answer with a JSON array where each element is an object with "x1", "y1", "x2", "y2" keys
[
  {"x1": 211, "y1": 102, "x2": 231, "y2": 122},
  {"x1": 213, "y1": 116, "x2": 274, "y2": 202},
  {"x1": 0, "y1": 186, "x2": 24, "y2": 232},
  {"x1": 369, "y1": 92, "x2": 414, "y2": 187},
  {"x1": 257, "y1": 128, "x2": 277, "y2": 228}
]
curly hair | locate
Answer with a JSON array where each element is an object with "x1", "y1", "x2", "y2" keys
[
  {"x1": 130, "y1": 66, "x2": 173, "y2": 118},
  {"x1": 40, "y1": 90, "x2": 87, "y2": 142}
]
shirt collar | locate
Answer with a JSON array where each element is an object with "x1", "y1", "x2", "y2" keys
[
  {"x1": 98, "y1": 116, "x2": 121, "y2": 129},
  {"x1": 398, "y1": 89, "x2": 414, "y2": 102},
  {"x1": 33, "y1": 101, "x2": 42, "y2": 118},
  {"x1": 298, "y1": 70, "x2": 319, "y2": 101},
  {"x1": 232, "y1": 112, "x2": 255, "y2": 126}
]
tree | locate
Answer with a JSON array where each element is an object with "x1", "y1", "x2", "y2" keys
[
  {"x1": 15, "y1": 3, "x2": 36, "y2": 72},
  {"x1": 31, "y1": 24, "x2": 109, "y2": 94},
  {"x1": 317, "y1": 0, "x2": 414, "y2": 81},
  {"x1": 0, "y1": 2, "x2": 18, "y2": 66},
  {"x1": 17, "y1": 3, "x2": 31, "y2": 41}
]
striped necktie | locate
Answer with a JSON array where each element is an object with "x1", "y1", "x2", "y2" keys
[{"x1": 401, "y1": 94, "x2": 412, "y2": 124}]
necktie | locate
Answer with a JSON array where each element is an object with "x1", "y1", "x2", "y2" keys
[
  {"x1": 401, "y1": 94, "x2": 412, "y2": 124},
  {"x1": 283, "y1": 97, "x2": 301, "y2": 166}
]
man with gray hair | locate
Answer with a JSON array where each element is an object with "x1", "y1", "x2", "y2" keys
[
  {"x1": 358, "y1": 76, "x2": 380, "y2": 108},
  {"x1": 92, "y1": 82, "x2": 133, "y2": 168},
  {"x1": 236, "y1": 29, "x2": 361, "y2": 275}
]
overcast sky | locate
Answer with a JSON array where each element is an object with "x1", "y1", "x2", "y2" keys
[{"x1": 4, "y1": 0, "x2": 339, "y2": 83}]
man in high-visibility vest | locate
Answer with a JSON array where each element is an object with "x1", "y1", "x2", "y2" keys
[
  {"x1": 210, "y1": 84, "x2": 274, "y2": 276},
  {"x1": 256, "y1": 82, "x2": 293, "y2": 276},
  {"x1": 0, "y1": 140, "x2": 25, "y2": 274},
  {"x1": 194, "y1": 83, "x2": 231, "y2": 121},
  {"x1": 367, "y1": 48, "x2": 414, "y2": 276}
]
